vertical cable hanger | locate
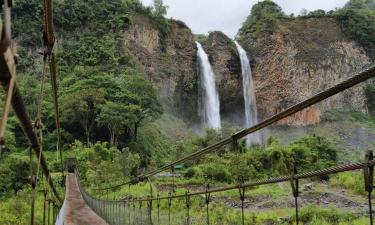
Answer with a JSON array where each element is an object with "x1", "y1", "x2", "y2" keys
[{"x1": 42, "y1": 0, "x2": 63, "y2": 177}]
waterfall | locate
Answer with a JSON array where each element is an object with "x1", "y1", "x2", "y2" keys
[
  {"x1": 196, "y1": 42, "x2": 221, "y2": 130},
  {"x1": 234, "y1": 41, "x2": 261, "y2": 145}
]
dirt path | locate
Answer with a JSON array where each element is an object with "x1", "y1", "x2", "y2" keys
[{"x1": 64, "y1": 173, "x2": 108, "y2": 225}]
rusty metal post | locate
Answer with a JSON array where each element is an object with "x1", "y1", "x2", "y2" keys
[
  {"x1": 157, "y1": 195, "x2": 161, "y2": 225},
  {"x1": 43, "y1": 188, "x2": 48, "y2": 225},
  {"x1": 148, "y1": 196, "x2": 153, "y2": 225},
  {"x1": 30, "y1": 176, "x2": 36, "y2": 225},
  {"x1": 238, "y1": 176, "x2": 246, "y2": 225},
  {"x1": 290, "y1": 164, "x2": 299, "y2": 225},
  {"x1": 185, "y1": 191, "x2": 191, "y2": 225},
  {"x1": 133, "y1": 199, "x2": 136, "y2": 224},
  {"x1": 168, "y1": 192, "x2": 172, "y2": 225},
  {"x1": 171, "y1": 166, "x2": 176, "y2": 193},
  {"x1": 205, "y1": 184, "x2": 211, "y2": 225},
  {"x1": 365, "y1": 151, "x2": 374, "y2": 225},
  {"x1": 47, "y1": 199, "x2": 51, "y2": 225}
]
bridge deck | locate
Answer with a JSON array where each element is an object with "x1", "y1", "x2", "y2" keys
[{"x1": 64, "y1": 173, "x2": 108, "y2": 225}]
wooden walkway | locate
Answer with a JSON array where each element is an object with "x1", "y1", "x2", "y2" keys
[{"x1": 64, "y1": 173, "x2": 108, "y2": 225}]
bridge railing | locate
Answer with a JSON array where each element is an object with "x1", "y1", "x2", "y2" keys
[{"x1": 76, "y1": 152, "x2": 375, "y2": 225}]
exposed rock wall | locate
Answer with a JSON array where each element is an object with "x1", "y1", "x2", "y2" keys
[
  {"x1": 203, "y1": 31, "x2": 244, "y2": 123},
  {"x1": 239, "y1": 17, "x2": 371, "y2": 125},
  {"x1": 123, "y1": 15, "x2": 198, "y2": 121},
  {"x1": 123, "y1": 15, "x2": 371, "y2": 127}
]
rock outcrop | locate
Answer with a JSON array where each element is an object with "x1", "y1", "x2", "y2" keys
[
  {"x1": 203, "y1": 31, "x2": 243, "y2": 122},
  {"x1": 239, "y1": 17, "x2": 372, "y2": 125},
  {"x1": 124, "y1": 14, "x2": 198, "y2": 122}
]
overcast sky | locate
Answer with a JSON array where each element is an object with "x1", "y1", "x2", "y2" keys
[{"x1": 141, "y1": 0, "x2": 349, "y2": 38}]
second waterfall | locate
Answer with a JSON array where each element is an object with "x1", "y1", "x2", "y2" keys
[
  {"x1": 196, "y1": 42, "x2": 221, "y2": 130},
  {"x1": 235, "y1": 41, "x2": 261, "y2": 145}
]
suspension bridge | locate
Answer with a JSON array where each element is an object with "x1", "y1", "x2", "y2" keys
[{"x1": 1, "y1": 0, "x2": 375, "y2": 224}]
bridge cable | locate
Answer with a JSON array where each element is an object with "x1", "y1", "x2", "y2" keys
[
  {"x1": 42, "y1": 0, "x2": 64, "y2": 178},
  {"x1": 0, "y1": 0, "x2": 62, "y2": 203},
  {"x1": 94, "y1": 65, "x2": 375, "y2": 191}
]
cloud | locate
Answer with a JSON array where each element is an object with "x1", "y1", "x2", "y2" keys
[{"x1": 140, "y1": 0, "x2": 348, "y2": 38}]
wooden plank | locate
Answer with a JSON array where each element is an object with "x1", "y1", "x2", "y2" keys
[{"x1": 64, "y1": 174, "x2": 108, "y2": 225}]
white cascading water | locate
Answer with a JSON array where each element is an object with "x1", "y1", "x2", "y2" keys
[
  {"x1": 196, "y1": 42, "x2": 221, "y2": 130},
  {"x1": 54, "y1": 199, "x2": 66, "y2": 225},
  {"x1": 234, "y1": 41, "x2": 261, "y2": 146}
]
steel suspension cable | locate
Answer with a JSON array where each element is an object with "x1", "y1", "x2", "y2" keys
[
  {"x1": 79, "y1": 159, "x2": 375, "y2": 204},
  {"x1": 95, "y1": 65, "x2": 375, "y2": 191}
]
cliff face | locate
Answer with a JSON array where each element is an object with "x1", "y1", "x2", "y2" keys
[
  {"x1": 239, "y1": 17, "x2": 372, "y2": 125},
  {"x1": 123, "y1": 14, "x2": 198, "y2": 121},
  {"x1": 123, "y1": 15, "x2": 372, "y2": 126},
  {"x1": 123, "y1": 16, "x2": 244, "y2": 124}
]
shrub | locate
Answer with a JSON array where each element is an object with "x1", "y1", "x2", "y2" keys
[{"x1": 200, "y1": 163, "x2": 232, "y2": 183}]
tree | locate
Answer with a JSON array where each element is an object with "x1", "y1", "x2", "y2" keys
[
  {"x1": 300, "y1": 9, "x2": 309, "y2": 16},
  {"x1": 153, "y1": 0, "x2": 168, "y2": 17},
  {"x1": 62, "y1": 88, "x2": 105, "y2": 145},
  {"x1": 307, "y1": 9, "x2": 326, "y2": 17},
  {"x1": 118, "y1": 74, "x2": 163, "y2": 141},
  {"x1": 240, "y1": 0, "x2": 284, "y2": 34},
  {"x1": 96, "y1": 101, "x2": 140, "y2": 146},
  {"x1": 345, "y1": 0, "x2": 367, "y2": 9}
]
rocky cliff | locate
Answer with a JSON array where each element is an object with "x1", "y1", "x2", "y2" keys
[
  {"x1": 123, "y1": 14, "x2": 372, "y2": 127},
  {"x1": 239, "y1": 17, "x2": 372, "y2": 125},
  {"x1": 123, "y1": 14, "x2": 198, "y2": 121}
]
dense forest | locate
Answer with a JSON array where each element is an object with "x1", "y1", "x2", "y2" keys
[{"x1": 1, "y1": 0, "x2": 375, "y2": 224}]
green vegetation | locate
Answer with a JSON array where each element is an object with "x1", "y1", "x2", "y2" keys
[
  {"x1": 182, "y1": 135, "x2": 337, "y2": 183},
  {"x1": 239, "y1": 0, "x2": 285, "y2": 35},
  {"x1": 240, "y1": 0, "x2": 375, "y2": 61},
  {"x1": 2, "y1": 0, "x2": 375, "y2": 224},
  {"x1": 336, "y1": 0, "x2": 375, "y2": 60}
]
